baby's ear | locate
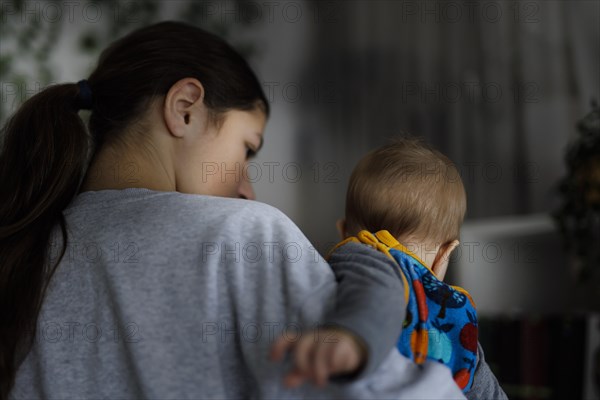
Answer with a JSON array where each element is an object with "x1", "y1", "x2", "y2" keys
[
  {"x1": 431, "y1": 240, "x2": 460, "y2": 281},
  {"x1": 336, "y1": 218, "x2": 347, "y2": 240}
]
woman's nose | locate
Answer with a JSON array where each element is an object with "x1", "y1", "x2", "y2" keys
[{"x1": 238, "y1": 174, "x2": 256, "y2": 200}]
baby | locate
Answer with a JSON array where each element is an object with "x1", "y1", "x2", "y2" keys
[{"x1": 271, "y1": 138, "x2": 504, "y2": 398}]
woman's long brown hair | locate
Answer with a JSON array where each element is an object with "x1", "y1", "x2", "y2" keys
[{"x1": 0, "y1": 21, "x2": 269, "y2": 398}]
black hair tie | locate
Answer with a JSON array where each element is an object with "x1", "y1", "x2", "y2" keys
[{"x1": 76, "y1": 79, "x2": 93, "y2": 110}]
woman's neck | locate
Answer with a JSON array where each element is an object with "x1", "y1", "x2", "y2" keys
[{"x1": 79, "y1": 141, "x2": 175, "y2": 193}]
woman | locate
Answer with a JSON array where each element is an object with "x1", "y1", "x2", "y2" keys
[{"x1": 0, "y1": 21, "x2": 464, "y2": 399}]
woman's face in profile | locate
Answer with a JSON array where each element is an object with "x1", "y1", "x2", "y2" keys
[{"x1": 183, "y1": 107, "x2": 266, "y2": 200}]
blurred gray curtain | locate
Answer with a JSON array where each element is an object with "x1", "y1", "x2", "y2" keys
[{"x1": 294, "y1": 0, "x2": 599, "y2": 248}]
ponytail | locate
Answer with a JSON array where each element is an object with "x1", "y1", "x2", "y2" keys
[{"x1": 0, "y1": 83, "x2": 92, "y2": 397}]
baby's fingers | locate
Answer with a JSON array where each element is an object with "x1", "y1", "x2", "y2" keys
[
  {"x1": 270, "y1": 335, "x2": 293, "y2": 362},
  {"x1": 313, "y1": 342, "x2": 334, "y2": 387},
  {"x1": 283, "y1": 337, "x2": 314, "y2": 388},
  {"x1": 292, "y1": 336, "x2": 314, "y2": 376},
  {"x1": 284, "y1": 368, "x2": 307, "y2": 388}
]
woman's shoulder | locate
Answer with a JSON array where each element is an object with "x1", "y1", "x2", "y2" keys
[
  {"x1": 64, "y1": 188, "x2": 300, "y2": 238},
  {"x1": 69, "y1": 188, "x2": 287, "y2": 219},
  {"x1": 168, "y1": 192, "x2": 293, "y2": 226}
]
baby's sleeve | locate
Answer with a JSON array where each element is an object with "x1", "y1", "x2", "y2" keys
[
  {"x1": 465, "y1": 342, "x2": 508, "y2": 400},
  {"x1": 324, "y1": 241, "x2": 407, "y2": 380}
]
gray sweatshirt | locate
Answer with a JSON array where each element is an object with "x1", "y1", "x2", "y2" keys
[{"x1": 9, "y1": 188, "x2": 466, "y2": 399}]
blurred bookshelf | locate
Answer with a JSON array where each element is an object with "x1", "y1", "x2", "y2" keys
[{"x1": 478, "y1": 313, "x2": 598, "y2": 400}]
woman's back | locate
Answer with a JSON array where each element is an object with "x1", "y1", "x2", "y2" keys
[{"x1": 10, "y1": 188, "x2": 337, "y2": 399}]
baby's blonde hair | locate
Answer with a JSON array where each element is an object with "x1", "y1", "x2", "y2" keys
[{"x1": 345, "y1": 137, "x2": 467, "y2": 245}]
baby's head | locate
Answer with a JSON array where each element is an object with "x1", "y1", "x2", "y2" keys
[{"x1": 338, "y1": 138, "x2": 466, "y2": 280}]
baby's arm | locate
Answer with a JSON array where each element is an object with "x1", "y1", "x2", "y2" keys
[
  {"x1": 466, "y1": 342, "x2": 508, "y2": 400},
  {"x1": 323, "y1": 241, "x2": 407, "y2": 379},
  {"x1": 270, "y1": 241, "x2": 406, "y2": 386}
]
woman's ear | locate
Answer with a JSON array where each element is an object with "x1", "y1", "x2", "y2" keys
[
  {"x1": 163, "y1": 77, "x2": 206, "y2": 138},
  {"x1": 336, "y1": 218, "x2": 347, "y2": 240},
  {"x1": 431, "y1": 240, "x2": 460, "y2": 281}
]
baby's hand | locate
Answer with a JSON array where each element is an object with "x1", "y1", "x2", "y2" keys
[{"x1": 269, "y1": 326, "x2": 368, "y2": 388}]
